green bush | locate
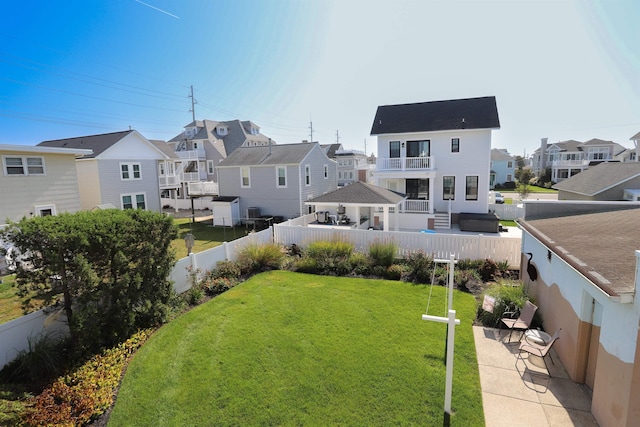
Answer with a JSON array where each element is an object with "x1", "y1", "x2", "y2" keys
[
  {"x1": 213, "y1": 260, "x2": 242, "y2": 279},
  {"x1": 457, "y1": 258, "x2": 483, "y2": 271},
  {"x1": 349, "y1": 252, "x2": 371, "y2": 276},
  {"x1": 402, "y1": 250, "x2": 434, "y2": 283},
  {"x1": 479, "y1": 259, "x2": 499, "y2": 282},
  {"x1": 476, "y1": 281, "x2": 535, "y2": 327},
  {"x1": 384, "y1": 264, "x2": 404, "y2": 280},
  {"x1": 454, "y1": 269, "x2": 481, "y2": 293},
  {"x1": 368, "y1": 240, "x2": 398, "y2": 268},
  {"x1": 236, "y1": 243, "x2": 285, "y2": 274},
  {"x1": 201, "y1": 276, "x2": 237, "y2": 296},
  {"x1": 293, "y1": 257, "x2": 318, "y2": 274},
  {"x1": 0, "y1": 331, "x2": 67, "y2": 385},
  {"x1": 304, "y1": 240, "x2": 354, "y2": 275}
]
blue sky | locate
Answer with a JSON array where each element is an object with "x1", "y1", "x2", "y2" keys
[{"x1": 0, "y1": 0, "x2": 638, "y2": 157}]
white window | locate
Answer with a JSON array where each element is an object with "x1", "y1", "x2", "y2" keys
[
  {"x1": 338, "y1": 171, "x2": 343, "y2": 179},
  {"x1": 305, "y1": 165, "x2": 311, "y2": 186},
  {"x1": 3, "y1": 156, "x2": 45, "y2": 176},
  {"x1": 324, "y1": 164, "x2": 328, "y2": 179},
  {"x1": 120, "y1": 162, "x2": 141, "y2": 180},
  {"x1": 159, "y1": 163, "x2": 165, "y2": 175},
  {"x1": 121, "y1": 193, "x2": 146, "y2": 210},
  {"x1": 207, "y1": 160, "x2": 215, "y2": 174},
  {"x1": 507, "y1": 161, "x2": 513, "y2": 168},
  {"x1": 506, "y1": 174, "x2": 513, "y2": 181},
  {"x1": 276, "y1": 166, "x2": 287, "y2": 187},
  {"x1": 241, "y1": 167, "x2": 250, "y2": 188},
  {"x1": 217, "y1": 126, "x2": 228, "y2": 136}
]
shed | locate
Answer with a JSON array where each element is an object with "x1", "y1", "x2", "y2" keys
[{"x1": 211, "y1": 196, "x2": 240, "y2": 226}]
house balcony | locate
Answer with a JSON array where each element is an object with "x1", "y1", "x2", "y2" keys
[
  {"x1": 374, "y1": 157, "x2": 435, "y2": 178},
  {"x1": 175, "y1": 149, "x2": 206, "y2": 160},
  {"x1": 378, "y1": 199, "x2": 431, "y2": 214},
  {"x1": 188, "y1": 181, "x2": 218, "y2": 196},
  {"x1": 549, "y1": 159, "x2": 590, "y2": 167},
  {"x1": 159, "y1": 175, "x2": 181, "y2": 189},
  {"x1": 182, "y1": 171, "x2": 208, "y2": 182}
]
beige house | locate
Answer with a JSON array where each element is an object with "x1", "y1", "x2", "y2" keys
[
  {"x1": 519, "y1": 204, "x2": 640, "y2": 426},
  {"x1": 1, "y1": 144, "x2": 92, "y2": 224}
]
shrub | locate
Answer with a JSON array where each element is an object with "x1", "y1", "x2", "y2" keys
[
  {"x1": 368, "y1": 240, "x2": 398, "y2": 268},
  {"x1": 454, "y1": 269, "x2": 481, "y2": 293},
  {"x1": 293, "y1": 257, "x2": 318, "y2": 274},
  {"x1": 349, "y1": 251, "x2": 371, "y2": 276},
  {"x1": 479, "y1": 259, "x2": 499, "y2": 282},
  {"x1": 236, "y1": 243, "x2": 285, "y2": 274},
  {"x1": 384, "y1": 264, "x2": 404, "y2": 280},
  {"x1": 304, "y1": 240, "x2": 354, "y2": 275},
  {"x1": 0, "y1": 331, "x2": 67, "y2": 385},
  {"x1": 23, "y1": 330, "x2": 152, "y2": 427},
  {"x1": 503, "y1": 181, "x2": 516, "y2": 189},
  {"x1": 457, "y1": 258, "x2": 483, "y2": 271},
  {"x1": 402, "y1": 250, "x2": 434, "y2": 283},
  {"x1": 476, "y1": 281, "x2": 535, "y2": 327},
  {"x1": 201, "y1": 276, "x2": 237, "y2": 296},
  {"x1": 213, "y1": 260, "x2": 242, "y2": 279}
]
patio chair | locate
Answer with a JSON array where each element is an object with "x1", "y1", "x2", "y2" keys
[
  {"x1": 500, "y1": 300, "x2": 538, "y2": 343},
  {"x1": 516, "y1": 328, "x2": 561, "y2": 376}
]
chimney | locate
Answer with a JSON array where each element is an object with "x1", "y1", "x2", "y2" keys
[
  {"x1": 540, "y1": 138, "x2": 548, "y2": 172},
  {"x1": 268, "y1": 138, "x2": 272, "y2": 155}
]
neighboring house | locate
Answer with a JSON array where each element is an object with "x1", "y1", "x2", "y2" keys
[
  {"x1": 629, "y1": 131, "x2": 640, "y2": 162},
  {"x1": 38, "y1": 130, "x2": 170, "y2": 212},
  {"x1": 165, "y1": 119, "x2": 275, "y2": 200},
  {"x1": 518, "y1": 204, "x2": 640, "y2": 427},
  {"x1": 0, "y1": 144, "x2": 92, "y2": 224},
  {"x1": 370, "y1": 96, "x2": 500, "y2": 230},
  {"x1": 531, "y1": 138, "x2": 629, "y2": 183},
  {"x1": 490, "y1": 148, "x2": 516, "y2": 189},
  {"x1": 335, "y1": 149, "x2": 372, "y2": 186},
  {"x1": 321, "y1": 143, "x2": 343, "y2": 159},
  {"x1": 305, "y1": 181, "x2": 406, "y2": 231},
  {"x1": 553, "y1": 162, "x2": 640, "y2": 201},
  {"x1": 216, "y1": 142, "x2": 337, "y2": 220}
]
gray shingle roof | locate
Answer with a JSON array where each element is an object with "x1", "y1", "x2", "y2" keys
[
  {"x1": 491, "y1": 149, "x2": 515, "y2": 161},
  {"x1": 308, "y1": 182, "x2": 406, "y2": 205},
  {"x1": 552, "y1": 162, "x2": 640, "y2": 196},
  {"x1": 38, "y1": 130, "x2": 134, "y2": 158},
  {"x1": 370, "y1": 96, "x2": 500, "y2": 135},
  {"x1": 519, "y1": 208, "x2": 640, "y2": 297},
  {"x1": 150, "y1": 140, "x2": 179, "y2": 159},
  {"x1": 217, "y1": 143, "x2": 316, "y2": 167}
]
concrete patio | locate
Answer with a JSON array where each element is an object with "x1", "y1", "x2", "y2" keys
[{"x1": 473, "y1": 326, "x2": 599, "y2": 426}]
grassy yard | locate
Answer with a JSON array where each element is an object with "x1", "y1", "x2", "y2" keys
[
  {"x1": 171, "y1": 217, "x2": 247, "y2": 259},
  {"x1": 0, "y1": 275, "x2": 21, "y2": 324},
  {"x1": 108, "y1": 271, "x2": 484, "y2": 426}
]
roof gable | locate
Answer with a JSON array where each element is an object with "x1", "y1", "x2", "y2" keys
[
  {"x1": 39, "y1": 130, "x2": 133, "y2": 158},
  {"x1": 370, "y1": 96, "x2": 500, "y2": 135}
]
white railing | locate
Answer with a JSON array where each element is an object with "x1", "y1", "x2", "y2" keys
[
  {"x1": 182, "y1": 171, "x2": 207, "y2": 182},
  {"x1": 402, "y1": 199, "x2": 429, "y2": 213},
  {"x1": 376, "y1": 156, "x2": 433, "y2": 171},
  {"x1": 158, "y1": 175, "x2": 180, "y2": 187},
  {"x1": 549, "y1": 159, "x2": 589, "y2": 167},
  {"x1": 188, "y1": 181, "x2": 218, "y2": 196},
  {"x1": 176, "y1": 149, "x2": 206, "y2": 160}
]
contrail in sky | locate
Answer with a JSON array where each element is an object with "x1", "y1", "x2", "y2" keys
[{"x1": 135, "y1": 0, "x2": 180, "y2": 19}]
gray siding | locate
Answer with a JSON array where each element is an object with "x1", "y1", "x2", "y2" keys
[
  {"x1": 0, "y1": 152, "x2": 82, "y2": 223},
  {"x1": 97, "y1": 159, "x2": 161, "y2": 211},
  {"x1": 217, "y1": 145, "x2": 337, "y2": 220}
]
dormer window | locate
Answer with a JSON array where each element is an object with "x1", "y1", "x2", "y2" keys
[
  {"x1": 217, "y1": 126, "x2": 228, "y2": 136},
  {"x1": 250, "y1": 127, "x2": 259, "y2": 135}
]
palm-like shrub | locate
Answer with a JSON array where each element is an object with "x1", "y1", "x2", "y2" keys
[
  {"x1": 236, "y1": 243, "x2": 285, "y2": 274},
  {"x1": 368, "y1": 240, "x2": 398, "y2": 268}
]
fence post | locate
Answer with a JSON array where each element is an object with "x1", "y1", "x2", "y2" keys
[{"x1": 223, "y1": 241, "x2": 230, "y2": 261}]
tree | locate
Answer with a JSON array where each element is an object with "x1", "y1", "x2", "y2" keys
[
  {"x1": 0, "y1": 209, "x2": 178, "y2": 352},
  {"x1": 515, "y1": 167, "x2": 535, "y2": 200}
]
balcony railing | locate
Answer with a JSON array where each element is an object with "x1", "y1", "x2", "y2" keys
[
  {"x1": 376, "y1": 156, "x2": 433, "y2": 171},
  {"x1": 182, "y1": 171, "x2": 208, "y2": 182},
  {"x1": 377, "y1": 199, "x2": 430, "y2": 213},
  {"x1": 549, "y1": 159, "x2": 590, "y2": 167},
  {"x1": 188, "y1": 181, "x2": 218, "y2": 196},
  {"x1": 175, "y1": 149, "x2": 206, "y2": 159},
  {"x1": 158, "y1": 175, "x2": 180, "y2": 187}
]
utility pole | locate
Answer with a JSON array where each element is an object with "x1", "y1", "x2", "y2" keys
[
  {"x1": 364, "y1": 138, "x2": 367, "y2": 155},
  {"x1": 309, "y1": 119, "x2": 314, "y2": 143},
  {"x1": 335, "y1": 130, "x2": 340, "y2": 144},
  {"x1": 189, "y1": 85, "x2": 197, "y2": 122}
]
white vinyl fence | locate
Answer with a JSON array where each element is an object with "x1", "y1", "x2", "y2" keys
[
  {"x1": 274, "y1": 224, "x2": 522, "y2": 268},
  {"x1": 1, "y1": 218, "x2": 522, "y2": 369},
  {"x1": 489, "y1": 203, "x2": 524, "y2": 220}
]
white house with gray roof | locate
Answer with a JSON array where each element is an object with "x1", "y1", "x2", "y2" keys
[
  {"x1": 371, "y1": 96, "x2": 500, "y2": 230},
  {"x1": 216, "y1": 142, "x2": 337, "y2": 220},
  {"x1": 531, "y1": 138, "x2": 629, "y2": 183}
]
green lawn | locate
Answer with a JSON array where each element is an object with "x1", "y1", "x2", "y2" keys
[
  {"x1": 0, "y1": 275, "x2": 22, "y2": 324},
  {"x1": 109, "y1": 271, "x2": 484, "y2": 426},
  {"x1": 171, "y1": 218, "x2": 246, "y2": 259}
]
